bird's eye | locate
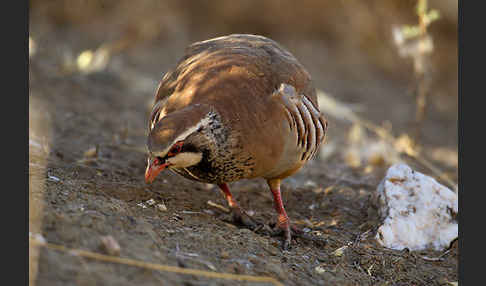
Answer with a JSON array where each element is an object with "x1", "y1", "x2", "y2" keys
[
  {"x1": 167, "y1": 141, "x2": 183, "y2": 157},
  {"x1": 153, "y1": 157, "x2": 163, "y2": 166}
]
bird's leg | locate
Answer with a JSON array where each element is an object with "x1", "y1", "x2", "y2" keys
[
  {"x1": 267, "y1": 179, "x2": 300, "y2": 250},
  {"x1": 218, "y1": 183, "x2": 258, "y2": 229}
]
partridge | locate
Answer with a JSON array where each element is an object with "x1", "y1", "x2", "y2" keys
[{"x1": 145, "y1": 34, "x2": 328, "y2": 249}]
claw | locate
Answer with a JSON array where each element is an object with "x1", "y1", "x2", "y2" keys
[
  {"x1": 217, "y1": 183, "x2": 262, "y2": 230},
  {"x1": 230, "y1": 207, "x2": 260, "y2": 230},
  {"x1": 271, "y1": 222, "x2": 295, "y2": 250},
  {"x1": 264, "y1": 226, "x2": 291, "y2": 250}
]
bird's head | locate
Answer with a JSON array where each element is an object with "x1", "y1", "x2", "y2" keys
[{"x1": 145, "y1": 104, "x2": 216, "y2": 184}]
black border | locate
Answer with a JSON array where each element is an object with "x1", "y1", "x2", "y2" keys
[
  {"x1": 457, "y1": 0, "x2": 462, "y2": 282},
  {"x1": 457, "y1": 0, "x2": 462, "y2": 284},
  {"x1": 14, "y1": 0, "x2": 28, "y2": 285},
  {"x1": 25, "y1": 1, "x2": 29, "y2": 285}
]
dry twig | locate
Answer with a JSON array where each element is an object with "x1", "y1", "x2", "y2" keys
[
  {"x1": 393, "y1": 0, "x2": 440, "y2": 138},
  {"x1": 317, "y1": 90, "x2": 457, "y2": 192},
  {"x1": 29, "y1": 237, "x2": 283, "y2": 286},
  {"x1": 207, "y1": 200, "x2": 230, "y2": 213}
]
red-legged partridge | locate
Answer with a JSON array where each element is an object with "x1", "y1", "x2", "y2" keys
[{"x1": 145, "y1": 34, "x2": 328, "y2": 249}]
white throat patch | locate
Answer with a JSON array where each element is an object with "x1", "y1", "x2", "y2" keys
[{"x1": 167, "y1": 152, "x2": 203, "y2": 168}]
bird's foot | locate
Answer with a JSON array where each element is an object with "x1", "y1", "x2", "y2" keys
[
  {"x1": 267, "y1": 222, "x2": 303, "y2": 250},
  {"x1": 226, "y1": 206, "x2": 261, "y2": 231},
  {"x1": 264, "y1": 223, "x2": 327, "y2": 250},
  {"x1": 217, "y1": 183, "x2": 261, "y2": 230}
]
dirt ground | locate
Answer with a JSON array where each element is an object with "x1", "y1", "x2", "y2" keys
[{"x1": 29, "y1": 2, "x2": 458, "y2": 285}]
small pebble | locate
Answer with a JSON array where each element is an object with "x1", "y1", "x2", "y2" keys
[
  {"x1": 100, "y1": 235, "x2": 121, "y2": 256},
  {"x1": 146, "y1": 198, "x2": 156, "y2": 206},
  {"x1": 220, "y1": 250, "x2": 230, "y2": 259},
  {"x1": 47, "y1": 175, "x2": 61, "y2": 182},
  {"x1": 332, "y1": 245, "x2": 348, "y2": 257},
  {"x1": 203, "y1": 209, "x2": 215, "y2": 215},
  {"x1": 315, "y1": 265, "x2": 326, "y2": 274},
  {"x1": 29, "y1": 37, "x2": 36, "y2": 58},
  {"x1": 29, "y1": 232, "x2": 46, "y2": 244},
  {"x1": 83, "y1": 146, "x2": 98, "y2": 158},
  {"x1": 203, "y1": 183, "x2": 214, "y2": 190},
  {"x1": 157, "y1": 203, "x2": 168, "y2": 212},
  {"x1": 304, "y1": 180, "x2": 317, "y2": 188},
  {"x1": 238, "y1": 228, "x2": 253, "y2": 235},
  {"x1": 266, "y1": 246, "x2": 279, "y2": 256}
]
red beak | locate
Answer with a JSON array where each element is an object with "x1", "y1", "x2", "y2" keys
[{"x1": 145, "y1": 158, "x2": 170, "y2": 184}]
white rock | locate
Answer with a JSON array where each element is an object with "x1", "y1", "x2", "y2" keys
[{"x1": 374, "y1": 163, "x2": 458, "y2": 251}]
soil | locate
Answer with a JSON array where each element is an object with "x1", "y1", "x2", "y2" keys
[{"x1": 29, "y1": 7, "x2": 458, "y2": 286}]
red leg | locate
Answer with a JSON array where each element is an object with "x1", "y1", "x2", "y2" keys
[
  {"x1": 267, "y1": 179, "x2": 292, "y2": 249},
  {"x1": 218, "y1": 183, "x2": 257, "y2": 228},
  {"x1": 270, "y1": 186, "x2": 290, "y2": 229},
  {"x1": 218, "y1": 183, "x2": 239, "y2": 209}
]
